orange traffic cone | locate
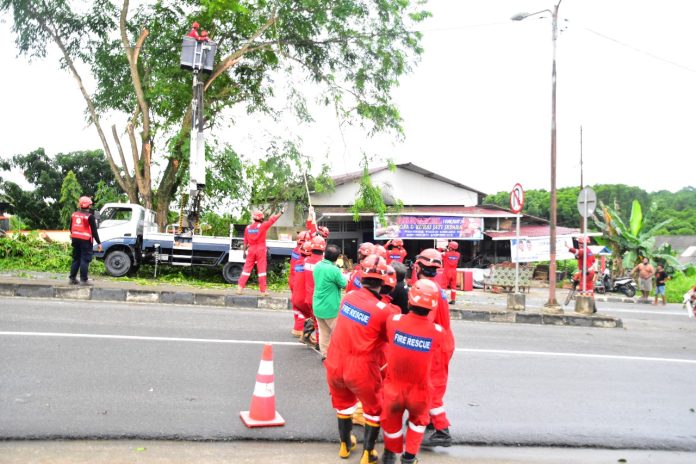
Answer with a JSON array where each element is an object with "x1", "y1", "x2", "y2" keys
[{"x1": 240, "y1": 343, "x2": 285, "y2": 427}]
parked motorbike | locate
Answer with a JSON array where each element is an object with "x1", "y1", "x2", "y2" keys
[{"x1": 594, "y1": 271, "x2": 637, "y2": 298}]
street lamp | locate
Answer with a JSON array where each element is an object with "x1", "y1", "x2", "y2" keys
[{"x1": 512, "y1": 0, "x2": 563, "y2": 310}]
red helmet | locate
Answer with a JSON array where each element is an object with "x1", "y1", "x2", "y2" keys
[
  {"x1": 358, "y1": 242, "x2": 374, "y2": 257},
  {"x1": 372, "y1": 245, "x2": 387, "y2": 259},
  {"x1": 310, "y1": 235, "x2": 326, "y2": 251},
  {"x1": 576, "y1": 236, "x2": 590, "y2": 244},
  {"x1": 301, "y1": 241, "x2": 313, "y2": 256},
  {"x1": 78, "y1": 196, "x2": 93, "y2": 209},
  {"x1": 416, "y1": 248, "x2": 443, "y2": 268},
  {"x1": 252, "y1": 210, "x2": 264, "y2": 221},
  {"x1": 383, "y1": 265, "x2": 397, "y2": 290},
  {"x1": 316, "y1": 226, "x2": 330, "y2": 238},
  {"x1": 408, "y1": 279, "x2": 440, "y2": 311},
  {"x1": 296, "y1": 230, "x2": 311, "y2": 245},
  {"x1": 361, "y1": 255, "x2": 388, "y2": 281},
  {"x1": 391, "y1": 238, "x2": 404, "y2": 248},
  {"x1": 191, "y1": 22, "x2": 200, "y2": 29},
  {"x1": 448, "y1": 241, "x2": 459, "y2": 251}
]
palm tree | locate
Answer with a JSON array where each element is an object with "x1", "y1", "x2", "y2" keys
[{"x1": 593, "y1": 200, "x2": 681, "y2": 276}]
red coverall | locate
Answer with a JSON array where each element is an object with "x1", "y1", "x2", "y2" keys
[
  {"x1": 291, "y1": 257, "x2": 312, "y2": 320},
  {"x1": 386, "y1": 247, "x2": 407, "y2": 265},
  {"x1": 289, "y1": 246, "x2": 307, "y2": 331},
  {"x1": 325, "y1": 288, "x2": 394, "y2": 425},
  {"x1": 570, "y1": 247, "x2": 596, "y2": 292},
  {"x1": 442, "y1": 250, "x2": 460, "y2": 302},
  {"x1": 237, "y1": 214, "x2": 281, "y2": 292},
  {"x1": 424, "y1": 277, "x2": 455, "y2": 430},
  {"x1": 382, "y1": 313, "x2": 444, "y2": 456},
  {"x1": 345, "y1": 266, "x2": 364, "y2": 293}
]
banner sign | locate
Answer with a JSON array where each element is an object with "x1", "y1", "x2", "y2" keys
[
  {"x1": 511, "y1": 236, "x2": 576, "y2": 263},
  {"x1": 374, "y1": 215, "x2": 484, "y2": 240}
]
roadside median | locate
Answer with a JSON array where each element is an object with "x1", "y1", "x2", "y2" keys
[{"x1": 1, "y1": 275, "x2": 623, "y2": 329}]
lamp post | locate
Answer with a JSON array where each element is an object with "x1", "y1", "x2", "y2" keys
[{"x1": 512, "y1": 0, "x2": 563, "y2": 310}]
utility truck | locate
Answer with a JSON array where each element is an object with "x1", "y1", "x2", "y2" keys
[
  {"x1": 93, "y1": 27, "x2": 294, "y2": 283},
  {"x1": 93, "y1": 203, "x2": 294, "y2": 283}
]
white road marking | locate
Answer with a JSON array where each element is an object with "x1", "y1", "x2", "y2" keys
[
  {"x1": 0, "y1": 331, "x2": 302, "y2": 347},
  {"x1": 1, "y1": 331, "x2": 695, "y2": 365},
  {"x1": 457, "y1": 348, "x2": 696, "y2": 365}
]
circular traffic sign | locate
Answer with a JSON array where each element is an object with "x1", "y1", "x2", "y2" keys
[
  {"x1": 577, "y1": 187, "x2": 597, "y2": 218},
  {"x1": 510, "y1": 183, "x2": 525, "y2": 214}
]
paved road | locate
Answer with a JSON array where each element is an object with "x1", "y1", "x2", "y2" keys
[{"x1": 1, "y1": 297, "x2": 695, "y2": 452}]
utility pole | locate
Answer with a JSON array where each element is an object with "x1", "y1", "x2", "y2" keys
[{"x1": 580, "y1": 125, "x2": 584, "y2": 233}]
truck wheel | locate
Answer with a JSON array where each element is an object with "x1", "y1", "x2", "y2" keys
[
  {"x1": 222, "y1": 262, "x2": 243, "y2": 284},
  {"x1": 104, "y1": 250, "x2": 133, "y2": 277}
]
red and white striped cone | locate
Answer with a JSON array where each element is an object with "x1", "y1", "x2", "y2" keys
[{"x1": 240, "y1": 343, "x2": 285, "y2": 427}]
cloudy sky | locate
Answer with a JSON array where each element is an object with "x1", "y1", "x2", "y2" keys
[{"x1": 1, "y1": 0, "x2": 695, "y2": 196}]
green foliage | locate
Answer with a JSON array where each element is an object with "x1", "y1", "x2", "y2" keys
[
  {"x1": 0, "y1": 233, "x2": 73, "y2": 272},
  {"x1": 93, "y1": 180, "x2": 128, "y2": 210},
  {"x1": 0, "y1": 148, "x2": 117, "y2": 229},
  {"x1": 484, "y1": 184, "x2": 696, "y2": 235},
  {"x1": 59, "y1": 170, "x2": 83, "y2": 226},
  {"x1": 350, "y1": 154, "x2": 403, "y2": 222},
  {"x1": 664, "y1": 267, "x2": 696, "y2": 304},
  {"x1": 9, "y1": 215, "x2": 28, "y2": 231}
]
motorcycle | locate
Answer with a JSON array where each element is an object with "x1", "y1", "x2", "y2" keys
[{"x1": 594, "y1": 270, "x2": 637, "y2": 298}]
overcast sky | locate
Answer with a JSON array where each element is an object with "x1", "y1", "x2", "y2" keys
[{"x1": 1, "y1": 0, "x2": 695, "y2": 197}]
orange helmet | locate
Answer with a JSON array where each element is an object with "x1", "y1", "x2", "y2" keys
[
  {"x1": 361, "y1": 255, "x2": 388, "y2": 281},
  {"x1": 383, "y1": 265, "x2": 397, "y2": 290},
  {"x1": 372, "y1": 245, "x2": 388, "y2": 259},
  {"x1": 416, "y1": 248, "x2": 443, "y2": 268},
  {"x1": 296, "y1": 230, "x2": 311, "y2": 245},
  {"x1": 316, "y1": 226, "x2": 330, "y2": 238},
  {"x1": 252, "y1": 210, "x2": 264, "y2": 221},
  {"x1": 301, "y1": 240, "x2": 313, "y2": 256},
  {"x1": 358, "y1": 242, "x2": 374, "y2": 257},
  {"x1": 408, "y1": 279, "x2": 440, "y2": 311},
  {"x1": 310, "y1": 235, "x2": 326, "y2": 251},
  {"x1": 78, "y1": 196, "x2": 92, "y2": 209},
  {"x1": 448, "y1": 241, "x2": 459, "y2": 251},
  {"x1": 576, "y1": 236, "x2": 590, "y2": 244}
]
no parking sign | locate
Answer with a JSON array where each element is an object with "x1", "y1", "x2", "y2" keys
[{"x1": 510, "y1": 183, "x2": 525, "y2": 214}]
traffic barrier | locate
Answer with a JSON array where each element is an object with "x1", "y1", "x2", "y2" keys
[{"x1": 240, "y1": 343, "x2": 285, "y2": 427}]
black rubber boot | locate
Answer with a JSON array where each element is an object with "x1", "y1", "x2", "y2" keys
[
  {"x1": 360, "y1": 423, "x2": 380, "y2": 463},
  {"x1": 338, "y1": 416, "x2": 356, "y2": 459},
  {"x1": 423, "y1": 428, "x2": 452, "y2": 447},
  {"x1": 301, "y1": 318, "x2": 315, "y2": 344},
  {"x1": 400, "y1": 454, "x2": 419, "y2": 464},
  {"x1": 382, "y1": 449, "x2": 398, "y2": 464}
]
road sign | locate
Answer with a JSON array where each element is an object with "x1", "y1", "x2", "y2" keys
[
  {"x1": 510, "y1": 183, "x2": 525, "y2": 214},
  {"x1": 577, "y1": 187, "x2": 597, "y2": 218}
]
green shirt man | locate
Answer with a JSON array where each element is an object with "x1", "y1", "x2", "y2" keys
[{"x1": 311, "y1": 245, "x2": 347, "y2": 356}]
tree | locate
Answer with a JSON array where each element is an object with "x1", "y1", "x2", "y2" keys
[
  {"x1": 59, "y1": 170, "x2": 82, "y2": 226},
  {"x1": 593, "y1": 200, "x2": 681, "y2": 276},
  {"x1": 350, "y1": 155, "x2": 403, "y2": 222},
  {"x1": 0, "y1": 147, "x2": 117, "y2": 228},
  {"x1": 2, "y1": 0, "x2": 430, "y2": 229}
]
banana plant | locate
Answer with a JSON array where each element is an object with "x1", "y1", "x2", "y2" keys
[{"x1": 593, "y1": 200, "x2": 681, "y2": 276}]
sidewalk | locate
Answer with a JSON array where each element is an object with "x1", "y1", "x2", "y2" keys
[{"x1": 0, "y1": 271, "x2": 622, "y2": 328}]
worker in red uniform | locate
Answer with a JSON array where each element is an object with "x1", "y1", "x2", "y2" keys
[
  {"x1": 236, "y1": 207, "x2": 283, "y2": 296},
  {"x1": 302, "y1": 235, "x2": 326, "y2": 346},
  {"x1": 567, "y1": 236, "x2": 596, "y2": 292},
  {"x1": 68, "y1": 196, "x2": 102, "y2": 285},
  {"x1": 385, "y1": 238, "x2": 407, "y2": 264},
  {"x1": 305, "y1": 206, "x2": 330, "y2": 239},
  {"x1": 442, "y1": 241, "x2": 461, "y2": 305},
  {"x1": 289, "y1": 230, "x2": 312, "y2": 337},
  {"x1": 413, "y1": 249, "x2": 455, "y2": 448},
  {"x1": 291, "y1": 241, "x2": 315, "y2": 341},
  {"x1": 325, "y1": 255, "x2": 392, "y2": 464},
  {"x1": 346, "y1": 242, "x2": 374, "y2": 293},
  {"x1": 381, "y1": 279, "x2": 445, "y2": 464}
]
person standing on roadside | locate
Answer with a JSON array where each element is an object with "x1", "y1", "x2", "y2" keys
[
  {"x1": 632, "y1": 257, "x2": 655, "y2": 302},
  {"x1": 312, "y1": 244, "x2": 347, "y2": 358},
  {"x1": 68, "y1": 196, "x2": 102, "y2": 285},
  {"x1": 653, "y1": 264, "x2": 670, "y2": 306}
]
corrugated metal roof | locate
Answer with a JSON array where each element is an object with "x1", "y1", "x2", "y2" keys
[{"x1": 317, "y1": 205, "x2": 521, "y2": 218}]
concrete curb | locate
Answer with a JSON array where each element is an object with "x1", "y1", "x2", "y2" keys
[{"x1": 2, "y1": 280, "x2": 624, "y2": 328}]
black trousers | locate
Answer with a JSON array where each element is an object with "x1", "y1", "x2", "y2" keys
[{"x1": 70, "y1": 239, "x2": 94, "y2": 282}]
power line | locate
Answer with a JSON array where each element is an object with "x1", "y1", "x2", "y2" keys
[{"x1": 582, "y1": 26, "x2": 696, "y2": 73}]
